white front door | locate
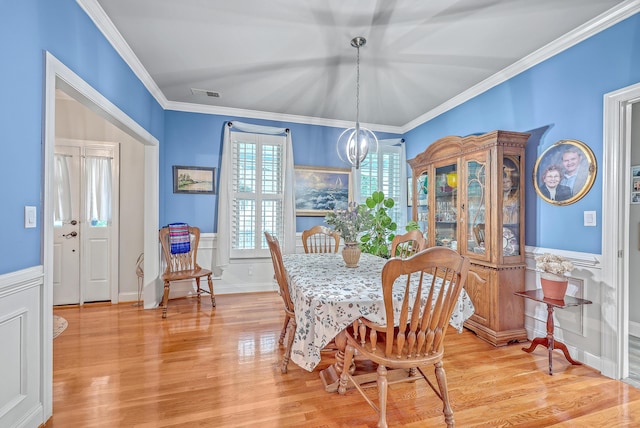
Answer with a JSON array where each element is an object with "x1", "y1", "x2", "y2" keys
[
  {"x1": 53, "y1": 145, "x2": 81, "y2": 305},
  {"x1": 53, "y1": 139, "x2": 120, "y2": 305}
]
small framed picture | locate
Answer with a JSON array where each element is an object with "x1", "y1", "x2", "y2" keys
[
  {"x1": 532, "y1": 139, "x2": 596, "y2": 205},
  {"x1": 632, "y1": 165, "x2": 640, "y2": 204},
  {"x1": 172, "y1": 166, "x2": 216, "y2": 194}
]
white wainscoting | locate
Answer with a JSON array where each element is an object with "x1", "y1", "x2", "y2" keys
[
  {"x1": 523, "y1": 246, "x2": 603, "y2": 372},
  {"x1": 0, "y1": 266, "x2": 44, "y2": 428}
]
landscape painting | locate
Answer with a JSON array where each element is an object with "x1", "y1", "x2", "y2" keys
[
  {"x1": 294, "y1": 166, "x2": 351, "y2": 216},
  {"x1": 173, "y1": 165, "x2": 216, "y2": 194}
]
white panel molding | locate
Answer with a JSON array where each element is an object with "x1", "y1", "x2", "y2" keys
[
  {"x1": 0, "y1": 266, "x2": 43, "y2": 298},
  {"x1": 0, "y1": 267, "x2": 43, "y2": 428},
  {"x1": 522, "y1": 246, "x2": 601, "y2": 370}
]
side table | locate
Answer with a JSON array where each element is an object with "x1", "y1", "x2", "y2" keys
[{"x1": 515, "y1": 290, "x2": 592, "y2": 375}]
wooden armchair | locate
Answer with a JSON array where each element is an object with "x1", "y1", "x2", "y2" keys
[
  {"x1": 159, "y1": 225, "x2": 215, "y2": 318},
  {"x1": 338, "y1": 246, "x2": 470, "y2": 428},
  {"x1": 390, "y1": 230, "x2": 427, "y2": 258},
  {"x1": 265, "y1": 231, "x2": 296, "y2": 373},
  {"x1": 302, "y1": 225, "x2": 341, "y2": 253}
]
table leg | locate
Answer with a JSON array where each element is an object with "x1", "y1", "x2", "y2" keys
[
  {"x1": 521, "y1": 303, "x2": 582, "y2": 375},
  {"x1": 319, "y1": 331, "x2": 347, "y2": 393},
  {"x1": 319, "y1": 329, "x2": 412, "y2": 392}
]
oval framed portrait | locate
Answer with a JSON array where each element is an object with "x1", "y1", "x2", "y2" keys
[{"x1": 533, "y1": 139, "x2": 597, "y2": 206}]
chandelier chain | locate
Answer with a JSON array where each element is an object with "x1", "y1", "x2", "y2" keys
[{"x1": 355, "y1": 43, "x2": 360, "y2": 125}]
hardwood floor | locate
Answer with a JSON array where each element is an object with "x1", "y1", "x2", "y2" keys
[{"x1": 49, "y1": 293, "x2": 640, "y2": 427}]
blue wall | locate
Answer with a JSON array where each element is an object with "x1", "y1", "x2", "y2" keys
[
  {"x1": 161, "y1": 111, "x2": 401, "y2": 232},
  {"x1": 405, "y1": 13, "x2": 640, "y2": 254},
  {"x1": 0, "y1": 0, "x2": 163, "y2": 274},
  {"x1": 3, "y1": 1, "x2": 638, "y2": 275}
]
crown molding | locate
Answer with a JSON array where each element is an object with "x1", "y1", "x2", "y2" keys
[
  {"x1": 75, "y1": 0, "x2": 168, "y2": 108},
  {"x1": 164, "y1": 100, "x2": 403, "y2": 134},
  {"x1": 77, "y1": 0, "x2": 639, "y2": 134},
  {"x1": 401, "y1": 0, "x2": 640, "y2": 133}
]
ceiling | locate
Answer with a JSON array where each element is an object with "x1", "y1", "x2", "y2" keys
[{"x1": 91, "y1": 0, "x2": 630, "y2": 130}]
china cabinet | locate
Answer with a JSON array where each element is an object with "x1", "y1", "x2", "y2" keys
[{"x1": 408, "y1": 130, "x2": 530, "y2": 346}]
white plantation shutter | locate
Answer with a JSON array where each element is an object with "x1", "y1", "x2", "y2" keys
[
  {"x1": 356, "y1": 139, "x2": 407, "y2": 226},
  {"x1": 230, "y1": 131, "x2": 285, "y2": 258}
]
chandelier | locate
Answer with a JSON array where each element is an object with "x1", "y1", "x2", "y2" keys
[{"x1": 336, "y1": 36, "x2": 378, "y2": 169}]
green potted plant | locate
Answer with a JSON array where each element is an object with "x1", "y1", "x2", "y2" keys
[{"x1": 359, "y1": 191, "x2": 398, "y2": 258}]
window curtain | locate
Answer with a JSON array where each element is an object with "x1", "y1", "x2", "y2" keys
[
  {"x1": 54, "y1": 154, "x2": 72, "y2": 223},
  {"x1": 84, "y1": 156, "x2": 112, "y2": 224},
  {"x1": 216, "y1": 121, "x2": 295, "y2": 271}
]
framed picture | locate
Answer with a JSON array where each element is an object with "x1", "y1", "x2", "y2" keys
[
  {"x1": 632, "y1": 165, "x2": 640, "y2": 204},
  {"x1": 172, "y1": 165, "x2": 216, "y2": 194},
  {"x1": 294, "y1": 165, "x2": 351, "y2": 216},
  {"x1": 532, "y1": 139, "x2": 596, "y2": 206}
]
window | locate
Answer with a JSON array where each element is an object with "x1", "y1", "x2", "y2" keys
[
  {"x1": 356, "y1": 140, "x2": 406, "y2": 226},
  {"x1": 230, "y1": 131, "x2": 285, "y2": 258}
]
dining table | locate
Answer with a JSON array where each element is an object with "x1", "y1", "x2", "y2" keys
[{"x1": 282, "y1": 252, "x2": 476, "y2": 390}]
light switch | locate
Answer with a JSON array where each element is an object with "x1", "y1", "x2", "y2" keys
[
  {"x1": 25, "y1": 206, "x2": 36, "y2": 228},
  {"x1": 584, "y1": 210, "x2": 596, "y2": 227}
]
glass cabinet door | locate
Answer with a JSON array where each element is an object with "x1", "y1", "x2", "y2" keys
[
  {"x1": 465, "y1": 158, "x2": 486, "y2": 256},
  {"x1": 434, "y1": 164, "x2": 457, "y2": 248},
  {"x1": 415, "y1": 172, "x2": 428, "y2": 241},
  {"x1": 502, "y1": 155, "x2": 520, "y2": 256}
]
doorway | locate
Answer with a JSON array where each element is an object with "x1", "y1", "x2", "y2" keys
[
  {"x1": 602, "y1": 81, "x2": 640, "y2": 381},
  {"x1": 42, "y1": 51, "x2": 160, "y2": 420},
  {"x1": 53, "y1": 139, "x2": 120, "y2": 305}
]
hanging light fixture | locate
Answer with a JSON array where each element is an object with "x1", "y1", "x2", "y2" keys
[{"x1": 336, "y1": 36, "x2": 378, "y2": 169}]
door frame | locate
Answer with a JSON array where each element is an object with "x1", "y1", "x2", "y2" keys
[
  {"x1": 602, "y1": 81, "x2": 640, "y2": 379},
  {"x1": 43, "y1": 52, "x2": 160, "y2": 420}
]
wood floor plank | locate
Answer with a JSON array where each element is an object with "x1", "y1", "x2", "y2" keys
[{"x1": 47, "y1": 292, "x2": 640, "y2": 427}]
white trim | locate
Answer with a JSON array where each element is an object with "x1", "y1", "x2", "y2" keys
[
  {"x1": 77, "y1": 0, "x2": 640, "y2": 133},
  {"x1": 166, "y1": 101, "x2": 402, "y2": 134},
  {"x1": 44, "y1": 51, "x2": 160, "y2": 422},
  {"x1": 402, "y1": 0, "x2": 640, "y2": 133},
  {"x1": 0, "y1": 266, "x2": 43, "y2": 297},
  {"x1": 602, "y1": 81, "x2": 640, "y2": 380},
  {"x1": 75, "y1": 0, "x2": 168, "y2": 108}
]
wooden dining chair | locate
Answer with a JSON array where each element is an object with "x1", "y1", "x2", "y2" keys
[
  {"x1": 265, "y1": 231, "x2": 297, "y2": 374},
  {"x1": 159, "y1": 225, "x2": 215, "y2": 318},
  {"x1": 338, "y1": 246, "x2": 470, "y2": 428},
  {"x1": 302, "y1": 225, "x2": 341, "y2": 253},
  {"x1": 390, "y1": 230, "x2": 427, "y2": 258}
]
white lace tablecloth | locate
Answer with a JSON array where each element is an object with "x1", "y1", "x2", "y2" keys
[{"x1": 282, "y1": 252, "x2": 475, "y2": 372}]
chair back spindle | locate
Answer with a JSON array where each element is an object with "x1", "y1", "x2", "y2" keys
[
  {"x1": 302, "y1": 225, "x2": 340, "y2": 253},
  {"x1": 390, "y1": 230, "x2": 427, "y2": 259}
]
